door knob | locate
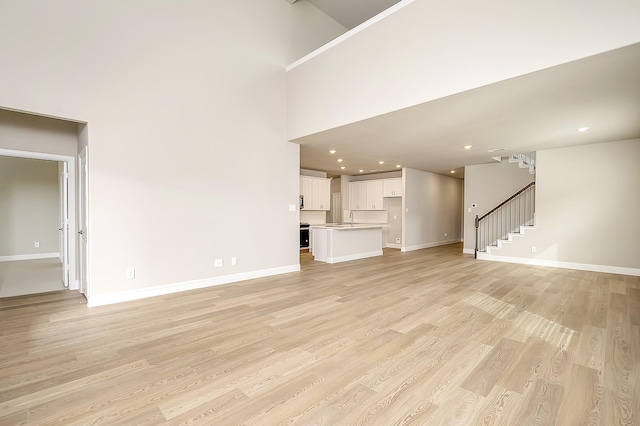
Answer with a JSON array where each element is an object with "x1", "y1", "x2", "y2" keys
[
  {"x1": 58, "y1": 227, "x2": 64, "y2": 231},
  {"x1": 78, "y1": 230, "x2": 84, "y2": 235}
]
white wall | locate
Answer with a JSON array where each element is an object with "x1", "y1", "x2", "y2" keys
[
  {"x1": 403, "y1": 168, "x2": 462, "y2": 251},
  {"x1": 0, "y1": 157, "x2": 59, "y2": 258},
  {"x1": 463, "y1": 160, "x2": 535, "y2": 252},
  {"x1": 491, "y1": 139, "x2": 640, "y2": 270},
  {"x1": 0, "y1": 1, "x2": 345, "y2": 303},
  {"x1": 287, "y1": 0, "x2": 640, "y2": 139}
]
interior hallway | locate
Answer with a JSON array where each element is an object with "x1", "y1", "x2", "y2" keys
[{"x1": 0, "y1": 258, "x2": 65, "y2": 298}]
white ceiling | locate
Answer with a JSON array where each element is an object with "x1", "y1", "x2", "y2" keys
[
  {"x1": 295, "y1": 43, "x2": 640, "y2": 178},
  {"x1": 306, "y1": 0, "x2": 402, "y2": 29}
]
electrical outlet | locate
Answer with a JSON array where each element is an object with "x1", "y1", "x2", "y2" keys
[
  {"x1": 34, "y1": 242, "x2": 40, "y2": 248},
  {"x1": 215, "y1": 259, "x2": 223, "y2": 268},
  {"x1": 126, "y1": 268, "x2": 135, "y2": 279},
  {"x1": 531, "y1": 246, "x2": 537, "y2": 253},
  {"x1": 231, "y1": 257, "x2": 237, "y2": 266},
  {"x1": 444, "y1": 233, "x2": 448, "y2": 237}
]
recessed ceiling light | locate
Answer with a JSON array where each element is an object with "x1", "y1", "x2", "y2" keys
[
  {"x1": 359, "y1": 169, "x2": 364, "y2": 173},
  {"x1": 379, "y1": 161, "x2": 384, "y2": 165},
  {"x1": 340, "y1": 166, "x2": 346, "y2": 170},
  {"x1": 329, "y1": 150, "x2": 336, "y2": 154},
  {"x1": 450, "y1": 170, "x2": 455, "y2": 173},
  {"x1": 577, "y1": 127, "x2": 590, "y2": 132},
  {"x1": 396, "y1": 164, "x2": 401, "y2": 168},
  {"x1": 464, "y1": 145, "x2": 472, "y2": 150},
  {"x1": 337, "y1": 158, "x2": 343, "y2": 163}
]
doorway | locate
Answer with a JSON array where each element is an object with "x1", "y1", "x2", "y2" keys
[
  {"x1": 0, "y1": 148, "x2": 76, "y2": 297},
  {"x1": 386, "y1": 197, "x2": 403, "y2": 248}
]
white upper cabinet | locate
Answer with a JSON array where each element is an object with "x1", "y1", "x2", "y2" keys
[
  {"x1": 366, "y1": 180, "x2": 384, "y2": 210},
  {"x1": 350, "y1": 180, "x2": 385, "y2": 210},
  {"x1": 383, "y1": 178, "x2": 402, "y2": 197},
  {"x1": 349, "y1": 181, "x2": 367, "y2": 211},
  {"x1": 300, "y1": 176, "x2": 330, "y2": 210}
]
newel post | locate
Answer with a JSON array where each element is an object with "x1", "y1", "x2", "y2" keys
[{"x1": 474, "y1": 215, "x2": 479, "y2": 259}]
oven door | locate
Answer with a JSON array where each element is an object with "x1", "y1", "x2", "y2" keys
[{"x1": 300, "y1": 228, "x2": 309, "y2": 248}]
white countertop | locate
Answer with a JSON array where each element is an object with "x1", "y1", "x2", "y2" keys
[{"x1": 310, "y1": 223, "x2": 388, "y2": 230}]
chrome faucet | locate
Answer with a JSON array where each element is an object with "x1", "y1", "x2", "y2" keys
[{"x1": 349, "y1": 211, "x2": 354, "y2": 226}]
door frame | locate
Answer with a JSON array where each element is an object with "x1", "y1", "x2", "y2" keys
[
  {"x1": 77, "y1": 147, "x2": 89, "y2": 298},
  {"x1": 0, "y1": 148, "x2": 77, "y2": 290},
  {"x1": 59, "y1": 161, "x2": 69, "y2": 287}
]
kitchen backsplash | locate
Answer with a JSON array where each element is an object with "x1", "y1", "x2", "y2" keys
[
  {"x1": 342, "y1": 210, "x2": 388, "y2": 223},
  {"x1": 300, "y1": 210, "x2": 326, "y2": 225}
]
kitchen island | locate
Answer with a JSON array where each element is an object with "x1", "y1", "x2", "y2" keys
[{"x1": 310, "y1": 224, "x2": 385, "y2": 264}]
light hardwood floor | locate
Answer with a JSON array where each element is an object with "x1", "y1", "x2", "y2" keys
[{"x1": 1, "y1": 243, "x2": 638, "y2": 425}]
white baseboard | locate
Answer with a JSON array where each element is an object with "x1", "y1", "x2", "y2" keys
[
  {"x1": 327, "y1": 250, "x2": 383, "y2": 264},
  {"x1": 462, "y1": 248, "x2": 475, "y2": 255},
  {"x1": 477, "y1": 253, "x2": 640, "y2": 277},
  {"x1": 87, "y1": 264, "x2": 301, "y2": 307},
  {"x1": 385, "y1": 243, "x2": 402, "y2": 249},
  {"x1": 401, "y1": 239, "x2": 462, "y2": 252},
  {"x1": 0, "y1": 252, "x2": 60, "y2": 262}
]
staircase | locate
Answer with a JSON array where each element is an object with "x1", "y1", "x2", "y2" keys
[
  {"x1": 508, "y1": 152, "x2": 536, "y2": 174},
  {"x1": 474, "y1": 181, "x2": 536, "y2": 259}
]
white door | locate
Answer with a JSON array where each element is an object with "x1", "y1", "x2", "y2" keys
[
  {"x1": 78, "y1": 149, "x2": 88, "y2": 295},
  {"x1": 332, "y1": 193, "x2": 341, "y2": 223},
  {"x1": 58, "y1": 162, "x2": 69, "y2": 287}
]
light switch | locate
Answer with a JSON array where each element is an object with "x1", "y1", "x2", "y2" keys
[
  {"x1": 288, "y1": 204, "x2": 296, "y2": 212},
  {"x1": 467, "y1": 207, "x2": 472, "y2": 213}
]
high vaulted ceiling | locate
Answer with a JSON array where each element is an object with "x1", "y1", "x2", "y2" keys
[{"x1": 306, "y1": 0, "x2": 402, "y2": 29}]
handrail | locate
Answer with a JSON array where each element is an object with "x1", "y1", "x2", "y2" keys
[{"x1": 477, "y1": 182, "x2": 535, "y2": 222}]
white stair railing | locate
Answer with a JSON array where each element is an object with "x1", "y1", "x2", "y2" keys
[{"x1": 509, "y1": 151, "x2": 536, "y2": 173}]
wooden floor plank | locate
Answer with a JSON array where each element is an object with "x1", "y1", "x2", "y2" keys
[
  {"x1": 512, "y1": 378, "x2": 565, "y2": 426},
  {"x1": 556, "y1": 364, "x2": 604, "y2": 426},
  {"x1": 460, "y1": 337, "x2": 522, "y2": 397}
]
